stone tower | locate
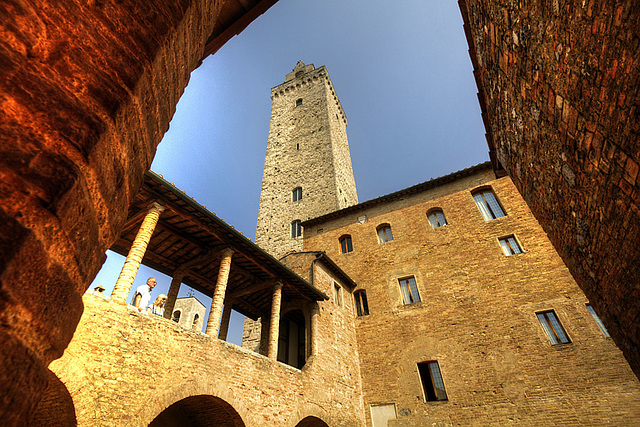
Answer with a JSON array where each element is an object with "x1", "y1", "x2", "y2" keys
[{"x1": 255, "y1": 61, "x2": 358, "y2": 258}]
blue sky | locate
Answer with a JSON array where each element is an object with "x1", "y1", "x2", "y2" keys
[{"x1": 90, "y1": 0, "x2": 488, "y2": 344}]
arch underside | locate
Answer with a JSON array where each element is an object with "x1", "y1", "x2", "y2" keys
[{"x1": 149, "y1": 395, "x2": 245, "y2": 427}]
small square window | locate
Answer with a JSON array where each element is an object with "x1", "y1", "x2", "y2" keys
[
  {"x1": 499, "y1": 235, "x2": 522, "y2": 255},
  {"x1": 586, "y1": 304, "x2": 610, "y2": 337},
  {"x1": 417, "y1": 361, "x2": 448, "y2": 401},
  {"x1": 399, "y1": 277, "x2": 421, "y2": 304},
  {"x1": 472, "y1": 189, "x2": 506, "y2": 220},
  {"x1": 536, "y1": 310, "x2": 571, "y2": 344},
  {"x1": 377, "y1": 224, "x2": 393, "y2": 243},
  {"x1": 354, "y1": 290, "x2": 369, "y2": 316},
  {"x1": 296, "y1": 98, "x2": 303, "y2": 106}
]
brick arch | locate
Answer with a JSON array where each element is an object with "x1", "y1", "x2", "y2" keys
[
  {"x1": 142, "y1": 377, "x2": 251, "y2": 427},
  {"x1": 294, "y1": 416, "x2": 330, "y2": 427},
  {"x1": 149, "y1": 395, "x2": 245, "y2": 427}
]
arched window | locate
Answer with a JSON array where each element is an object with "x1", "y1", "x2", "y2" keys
[
  {"x1": 376, "y1": 224, "x2": 393, "y2": 243},
  {"x1": 472, "y1": 188, "x2": 506, "y2": 220},
  {"x1": 292, "y1": 187, "x2": 302, "y2": 202},
  {"x1": 339, "y1": 235, "x2": 353, "y2": 254},
  {"x1": 192, "y1": 313, "x2": 200, "y2": 330},
  {"x1": 172, "y1": 310, "x2": 181, "y2": 323},
  {"x1": 291, "y1": 220, "x2": 302, "y2": 238},
  {"x1": 354, "y1": 290, "x2": 369, "y2": 317},
  {"x1": 427, "y1": 208, "x2": 447, "y2": 228},
  {"x1": 277, "y1": 309, "x2": 306, "y2": 368}
]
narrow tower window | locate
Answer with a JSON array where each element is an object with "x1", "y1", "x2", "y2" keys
[
  {"x1": 291, "y1": 220, "x2": 302, "y2": 238},
  {"x1": 399, "y1": 276, "x2": 421, "y2": 304},
  {"x1": 354, "y1": 290, "x2": 369, "y2": 317},
  {"x1": 536, "y1": 310, "x2": 571, "y2": 344},
  {"x1": 296, "y1": 98, "x2": 303, "y2": 106},
  {"x1": 417, "y1": 361, "x2": 448, "y2": 401},
  {"x1": 334, "y1": 283, "x2": 342, "y2": 306},
  {"x1": 377, "y1": 224, "x2": 393, "y2": 243},
  {"x1": 472, "y1": 188, "x2": 506, "y2": 220},
  {"x1": 498, "y1": 235, "x2": 523, "y2": 255},
  {"x1": 292, "y1": 187, "x2": 302, "y2": 202},
  {"x1": 339, "y1": 235, "x2": 353, "y2": 254},
  {"x1": 586, "y1": 304, "x2": 610, "y2": 337},
  {"x1": 427, "y1": 209, "x2": 447, "y2": 228}
]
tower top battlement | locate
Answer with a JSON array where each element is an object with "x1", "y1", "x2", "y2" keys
[{"x1": 285, "y1": 60, "x2": 316, "y2": 82}]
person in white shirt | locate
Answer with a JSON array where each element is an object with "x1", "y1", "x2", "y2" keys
[{"x1": 133, "y1": 277, "x2": 157, "y2": 312}]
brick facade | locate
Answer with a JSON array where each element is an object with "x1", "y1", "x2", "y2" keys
[
  {"x1": 458, "y1": 0, "x2": 640, "y2": 376},
  {"x1": 46, "y1": 286, "x2": 364, "y2": 426},
  {"x1": 303, "y1": 165, "x2": 640, "y2": 426}
]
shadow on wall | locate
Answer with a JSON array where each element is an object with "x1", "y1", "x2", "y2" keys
[
  {"x1": 30, "y1": 369, "x2": 77, "y2": 426},
  {"x1": 149, "y1": 395, "x2": 245, "y2": 427},
  {"x1": 295, "y1": 416, "x2": 330, "y2": 427}
]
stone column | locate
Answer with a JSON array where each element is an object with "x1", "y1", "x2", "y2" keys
[
  {"x1": 163, "y1": 269, "x2": 185, "y2": 319},
  {"x1": 111, "y1": 202, "x2": 165, "y2": 303},
  {"x1": 205, "y1": 248, "x2": 234, "y2": 336},
  {"x1": 218, "y1": 301, "x2": 234, "y2": 341},
  {"x1": 267, "y1": 283, "x2": 283, "y2": 360},
  {"x1": 310, "y1": 304, "x2": 319, "y2": 356}
]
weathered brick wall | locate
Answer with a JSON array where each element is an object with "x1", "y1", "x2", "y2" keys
[
  {"x1": 48, "y1": 288, "x2": 364, "y2": 426},
  {"x1": 303, "y1": 169, "x2": 640, "y2": 426},
  {"x1": 0, "y1": 0, "x2": 223, "y2": 422},
  {"x1": 254, "y1": 63, "x2": 358, "y2": 259},
  {"x1": 458, "y1": 0, "x2": 640, "y2": 376}
]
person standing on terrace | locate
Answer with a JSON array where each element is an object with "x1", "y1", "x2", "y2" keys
[{"x1": 133, "y1": 277, "x2": 157, "y2": 312}]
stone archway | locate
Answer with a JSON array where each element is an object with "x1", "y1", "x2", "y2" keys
[
  {"x1": 295, "y1": 416, "x2": 330, "y2": 427},
  {"x1": 149, "y1": 395, "x2": 245, "y2": 427}
]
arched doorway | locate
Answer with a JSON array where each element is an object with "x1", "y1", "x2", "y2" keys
[
  {"x1": 149, "y1": 395, "x2": 245, "y2": 427},
  {"x1": 295, "y1": 416, "x2": 330, "y2": 427},
  {"x1": 277, "y1": 309, "x2": 306, "y2": 369}
]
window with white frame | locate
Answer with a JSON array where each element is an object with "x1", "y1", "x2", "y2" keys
[
  {"x1": 499, "y1": 235, "x2": 522, "y2": 255},
  {"x1": 472, "y1": 189, "x2": 506, "y2": 220},
  {"x1": 536, "y1": 310, "x2": 571, "y2": 344},
  {"x1": 399, "y1": 276, "x2": 421, "y2": 305}
]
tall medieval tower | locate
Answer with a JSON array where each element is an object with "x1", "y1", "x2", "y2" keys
[{"x1": 254, "y1": 61, "x2": 358, "y2": 259}]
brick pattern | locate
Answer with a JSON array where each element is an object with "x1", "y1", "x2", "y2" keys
[
  {"x1": 303, "y1": 169, "x2": 640, "y2": 426},
  {"x1": 47, "y1": 290, "x2": 365, "y2": 426},
  {"x1": 254, "y1": 63, "x2": 358, "y2": 259},
  {"x1": 459, "y1": 0, "x2": 640, "y2": 375},
  {"x1": 0, "y1": 0, "x2": 224, "y2": 422}
]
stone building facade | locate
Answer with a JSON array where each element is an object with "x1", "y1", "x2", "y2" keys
[
  {"x1": 255, "y1": 61, "x2": 358, "y2": 259},
  {"x1": 301, "y1": 163, "x2": 640, "y2": 426},
  {"x1": 171, "y1": 296, "x2": 206, "y2": 332}
]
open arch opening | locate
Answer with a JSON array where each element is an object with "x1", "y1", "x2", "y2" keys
[
  {"x1": 149, "y1": 395, "x2": 245, "y2": 427},
  {"x1": 295, "y1": 416, "x2": 330, "y2": 427},
  {"x1": 277, "y1": 309, "x2": 306, "y2": 369}
]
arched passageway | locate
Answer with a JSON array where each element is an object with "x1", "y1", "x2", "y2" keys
[
  {"x1": 295, "y1": 416, "x2": 330, "y2": 427},
  {"x1": 149, "y1": 395, "x2": 245, "y2": 427}
]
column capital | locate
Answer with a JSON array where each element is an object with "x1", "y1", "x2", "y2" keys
[
  {"x1": 150, "y1": 201, "x2": 165, "y2": 213},
  {"x1": 220, "y1": 247, "x2": 234, "y2": 259}
]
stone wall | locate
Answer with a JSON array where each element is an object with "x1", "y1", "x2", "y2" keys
[
  {"x1": 458, "y1": 0, "x2": 640, "y2": 376},
  {"x1": 48, "y1": 292, "x2": 365, "y2": 426},
  {"x1": 0, "y1": 0, "x2": 223, "y2": 422},
  {"x1": 303, "y1": 168, "x2": 640, "y2": 426},
  {"x1": 254, "y1": 63, "x2": 358, "y2": 259}
]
